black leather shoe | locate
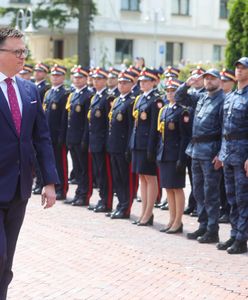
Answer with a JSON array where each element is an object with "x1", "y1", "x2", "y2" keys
[
  {"x1": 135, "y1": 197, "x2": 142, "y2": 202},
  {"x1": 137, "y1": 214, "x2": 154, "y2": 226},
  {"x1": 227, "y1": 240, "x2": 248, "y2": 254},
  {"x1": 56, "y1": 193, "x2": 66, "y2": 200},
  {"x1": 159, "y1": 225, "x2": 171, "y2": 232},
  {"x1": 197, "y1": 231, "x2": 219, "y2": 243},
  {"x1": 72, "y1": 198, "x2": 86, "y2": 206},
  {"x1": 154, "y1": 202, "x2": 161, "y2": 208},
  {"x1": 111, "y1": 211, "x2": 129, "y2": 219},
  {"x1": 33, "y1": 187, "x2": 42, "y2": 195},
  {"x1": 94, "y1": 205, "x2": 110, "y2": 213},
  {"x1": 132, "y1": 219, "x2": 140, "y2": 225},
  {"x1": 160, "y1": 202, "x2": 169, "y2": 210},
  {"x1": 64, "y1": 198, "x2": 75, "y2": 205},
  {"x1": 217, "y1": 237, "x2": 235, "y2": 250},
  {"x1": 88, "y1": 204, "x2": 96, "y2": 210},
  {"x1": 187, "y1": 228, "x2": 206, "y2": 240},
  {"x1": 218, "y1": 214, "x2": 230, "y2": 224},
  {"x1": 166, "y1": 223, "x2": 183, "y2": 234},
  {"x1": 105, "y1": 212, "x2": 112, "y2": 217},
  {"x1": 184, "y1": 207, "x2": 194, "y2": 215},
  {"x1": 190, "y1": 210, "x2": 197, "y2": 217},
  {"x1": 69, "y1": 178, "x2": 78, "y2": 185}
]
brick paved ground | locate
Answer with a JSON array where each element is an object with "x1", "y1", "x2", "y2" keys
[{"x1": 7, "y1": 178, "x2": 248, "y2": 300}]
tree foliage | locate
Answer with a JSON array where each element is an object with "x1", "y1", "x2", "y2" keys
[{"x1": 225, "y1": 0, "x2": 247, "y2": 68}]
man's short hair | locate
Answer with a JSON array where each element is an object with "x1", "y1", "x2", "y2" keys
[{"x1": 0, "y1": 27, "x2": 23, "y2": 46}]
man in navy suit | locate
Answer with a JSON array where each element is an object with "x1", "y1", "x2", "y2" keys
[{"x1": 0, "y1": 27, "x2": 58, "y2": 300}]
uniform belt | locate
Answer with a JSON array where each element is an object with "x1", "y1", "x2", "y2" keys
[
  {"x1": 191, "y1": 134, "x2": 221, "y2": 143},
  {"x1": 223, "y1": 132, "x2": 248, "y2": 141}
]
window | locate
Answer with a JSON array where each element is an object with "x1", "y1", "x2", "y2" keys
[
  {"x1": 54, "y1": 40, "x2": 64, "y2": 59},
  {"x1": 9, "y1": 0, "x2": 30, "y2": 3},
  {"x1": 213, "y1": 45, "x2": 225, "y2": 62},
  {"x1": 172, "y1": 0, "x2": 190, "y2": 16},
  {"x1": 166, "y1": 42, "x2": 183, "y2": 66},
  {"x1": 220, "y1": 0, "x2": 229, "y2": 19},
  {"x1": 115, "y1": 39, "x2": 133, "y2": 64},
  {"x1": 121, "y1": 0, "x2": 139, "y2": 11}
]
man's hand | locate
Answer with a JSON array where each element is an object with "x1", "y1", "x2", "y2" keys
[
  {"x1": 212, "y1": 156, "x2": 222, "y2": 170},
  {"x1": 41, "y1": 184, "x2": 56, "y2": 209},
  {"x1": 244, "y1": 159, "x2": 248, "y2": 177},
  {"x1": 186, "y1": 75, "x2": 203, "y2": 87}
]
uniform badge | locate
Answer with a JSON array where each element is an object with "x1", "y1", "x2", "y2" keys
[
  {"x1": 116, "y1": 113, "x2": 123, "y2": 122},
  {"x1": 51, "y1": 103, "x2": 57, "y2": 110},
  {"x1": 95, "y1": 109, "x2": 101, "y2": 118},
  {"x1": 140, "y1": 111, "x2": 147, "y2": 120},
  {"x1": 183, "y1": 115, "x2": 189, "y2": 123},
  {"x1": 168, "y1": 121, "x2": 175, "y2": 130},
  {"x1": 75, "y1": 104, "x2": 81, "y2": 112}
]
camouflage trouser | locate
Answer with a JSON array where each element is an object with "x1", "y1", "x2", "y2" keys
[
  {"x1": 192, "y1": 159, "x2": 221, "y2": 233},
  {"x1": 223, "y1": 163, "x2": 248, "y2": 241}
]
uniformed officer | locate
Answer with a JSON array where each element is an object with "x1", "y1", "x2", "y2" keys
[
  {"x1": 176, "y1": 69, "x2": 224, "y2": 243},
  {"x1": 43, "y1": 64, "x2": 69, "y2": 200},
  {"x1": 18, "y1": 63, "x2": 33, "y2": 81},
  {"x1": 130, "y1": 68, "x2": 164, "y2": 226},
  {"x1": 64, "y1": 66, "x2": 93, "y2": 206},
  {"x1": 32, "y1": 62, "x2": 51, "y2": 195},
  {"x1": 217, "y1": 57, "x2": 248, "y2": 254},
  {"x1": 127, "y1": 65, "x2": 141, "y2": 97},
  {"x1": 175, "y1": 66, "x2": 206, "y2": 217},
  {"x1": 33, "y1": 62, "x2": 51, "y2": 103},
  {"x1": 106, "y1": 70, "x2": 136, "y2": 219},
  {"x1": 107, "y1": 67, "x2": 120, "y2": 99},
  {"x1": 218, "y1": 68, "x2": 236, "y2": 224},
  {"x1": 157, "y1": 78, "x2": 192, "y2": 233},
  {"x1": 87, "y1": 67, "x2": 113, "y2": 212}
]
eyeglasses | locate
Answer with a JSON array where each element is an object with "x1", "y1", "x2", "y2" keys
[{"x1": 0, "y1": 48, "x2": 29, "y2": 58}]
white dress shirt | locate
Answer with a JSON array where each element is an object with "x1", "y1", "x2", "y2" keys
[{"x1": 0, "y1": 72, "x2": 23, "y2": 115}]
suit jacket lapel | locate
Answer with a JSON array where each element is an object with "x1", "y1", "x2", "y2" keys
[{"x1": 0, "y1": 87, "x2": 18, "y2": 136}]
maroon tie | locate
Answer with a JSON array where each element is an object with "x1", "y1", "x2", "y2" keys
[{"x1": 5, "y1": 77, "x2": 22, "y2": 136}]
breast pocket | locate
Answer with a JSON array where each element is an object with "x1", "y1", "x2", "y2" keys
[{"x1": 232, "y1": 101, "x2": 247, "y2": 119}]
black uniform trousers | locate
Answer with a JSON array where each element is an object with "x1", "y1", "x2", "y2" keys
[
  {"x1": 91, "y1": 152, "x2": 113, "y2": 210},
  {"x1": 220, "y1": 169, "x2": 230, "y2": 216},
  {"x1": 70, "y1": 145, "x2": 93, "y2": 204},
  {"x1": 186, "y1": 156, "x2": 196, "y2": 210},
  {"x1": 0, "y1": 183, "x2": 27, "y2": 300},
  {"x1": 110, "y1": 154, "x2": 134, "y2": 215},
  {"x1": 52, "y1": 143, "x2": 68, "y2": 197}
]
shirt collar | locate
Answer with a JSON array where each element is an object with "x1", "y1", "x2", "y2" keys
[
  {"x1": 0, "y1": 72, "x2": 17, "y2": 84},
  {"x1": 143, "y1": 88, "x2": 154, "y2": 97},
  {"x1": 52, "y1": 83, "x2": 63, "y2": 90},
  {"x1": 75, "y1": 85, "x2": 87, "y2": 93},
  {"x1": 96, "y1": 87, "x2": 106, "y2": 95}
]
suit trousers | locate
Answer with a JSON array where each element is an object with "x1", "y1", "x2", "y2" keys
[{"x1": 0, "y1": 185, "x2": 27, "y2": 300}]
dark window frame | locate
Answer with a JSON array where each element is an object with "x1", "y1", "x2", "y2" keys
[
  {"x1": 115, "y1": 38, "x2": 133, "y2": 64},
  {"x1": 172, "y1": 0, "x2": 190, "y2": 16},
  {"x1": 9, "y1": 0, "x2": 31, "y2": 3},
  {"x1": 121, "y1": 0, "x2": 140, "y2": 12},
  {"x1": 219, "y1": 0, "x2": 229, "y2": 19},
  {"x1": 166, "y1": 42, "x2": 183, "y2": 66}
]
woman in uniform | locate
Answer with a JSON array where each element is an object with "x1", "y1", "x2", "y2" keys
[{"x1": 157, "y1": 78, "x2": 192, "y2": 233}]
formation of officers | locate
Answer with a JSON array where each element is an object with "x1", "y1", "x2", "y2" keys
[{"x1": 18, "y1": 56, "x2": 248, "y2": 255}]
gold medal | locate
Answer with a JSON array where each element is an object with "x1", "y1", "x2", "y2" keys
[
  {"x1": 75, "y1": 104, "x2": 81, "y2": 112},
  {"x1": 140, "y1": 111, "x2": 147, "y2": 120},
  {"x1": 168, "y1": 121, "x2": 175, "y2": 130},
  {"x1": 95, "y1": 109, "x2": 101, "y2": 118},
  {"x1": 116, "y1": 113, "x2": 123, "y2": 122},
  {"x1": 51, "y1": 103, "x2": 57, "y2": 110}
]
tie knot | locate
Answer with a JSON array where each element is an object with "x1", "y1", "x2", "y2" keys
[{"x1": 5, "y1": 77, "x2": 12, "y2": 85}]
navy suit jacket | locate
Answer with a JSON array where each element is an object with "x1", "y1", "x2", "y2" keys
[{"x1": 0, "y1": 76, "x2": 59, "y2": 204}]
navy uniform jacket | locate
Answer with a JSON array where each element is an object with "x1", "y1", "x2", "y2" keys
[
  {"x1": 219, "y1": 85, "x2": 248, "y2": 165},
  {"x1": 66, "y1": 86, "x2": 93, "y2": 145},
  {"x1": 0, "y1": 77, "x2": 58, "y2": 203},
  {"x1": 157, "y1": 104, "x2": 192, "y2": 162},
  {"x1": 130, "y1": 89, "x2": 163, "y2": 155},
  {"x1": 107, "y1": 93, "x2": 135, "y2": 154},
  {"x1": 185, "y1": 89, "x2": 225, "y2": 160},
  {"x1": 43, "y1": 85, "x2": 69, "y2": 144},
  {"x1": 36, "y1": 80, "x2": 50, "y2": 103},
  {"x1": 175, "y1": 83, "x2": 206, "y2": 110},
  {"x1": 131, "y1": 84, "x2": 141, "y2": 97},
  {"x1": 88, "y1": 88, "x2": 111, "y2": 152},
  {"x1": 108, "y1": 87, "x2": 120, "y2": 98}
]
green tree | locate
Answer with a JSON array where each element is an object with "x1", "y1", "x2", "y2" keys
[
  {"x1": 225, "y1": 0, "x2": 247, "y2": 68},
  {"x1": 241, "y1": 2, "x2": 248, "y2": 57},
  {"x1": 0, "y1": 0, "x2": 97, "y2": 66}
]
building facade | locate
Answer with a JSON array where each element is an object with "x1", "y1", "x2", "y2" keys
[{"x1": 0, "y1": 0, "x2": 229, "y2": 67}]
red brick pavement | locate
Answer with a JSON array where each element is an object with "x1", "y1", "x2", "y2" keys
[{"x1": 7, "y1": 182, "x2": 248, "y2": 300}]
